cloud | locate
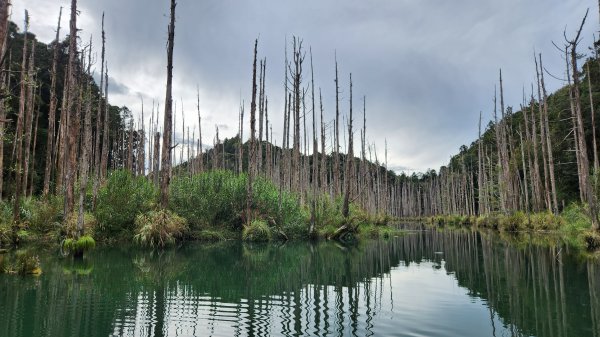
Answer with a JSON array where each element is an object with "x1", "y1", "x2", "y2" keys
[{"x1": 17, "y1": 0, "x2": 596, "y2": 173}]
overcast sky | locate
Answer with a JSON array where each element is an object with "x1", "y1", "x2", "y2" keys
[{"x1": 14, "y1": 0, "x2": 598, "y2": 173}]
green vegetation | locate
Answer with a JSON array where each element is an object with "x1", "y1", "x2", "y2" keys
[
  {"x1": 95, "y1": 170, "x2": 158, "y2": 238},
  {"x1": 427, "y1": 203, "x2": 600, "y2": 251}
]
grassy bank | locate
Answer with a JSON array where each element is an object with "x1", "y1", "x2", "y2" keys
[
  {"x1": 425, "y1": 204, "x2": 600, "y2": 252},
  {"x1": 0, "y1": 170, "x2": 403, "y2": 257}
]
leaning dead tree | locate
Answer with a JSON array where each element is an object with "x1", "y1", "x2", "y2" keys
[{"x1": 160, "y1": 0, "x2": 176, "y2": 208}]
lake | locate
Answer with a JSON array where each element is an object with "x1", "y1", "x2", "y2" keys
[{"x1": 1, "y1": 229, "x2": 599, "y2": 337}]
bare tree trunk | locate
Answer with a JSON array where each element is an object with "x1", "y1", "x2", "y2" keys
[
  {"x1": 153, "y1": 132, "x2": 160, "y2": 185},
  {"x1": 126, "y1": 118, "x2": 134, "y2": 172},
  {"x1": 13, "y1": 12, "x2": 29, "y2": 225},
  {"x1": 92, "y1": 12, "x2": 105, "y2": 208},
  {"x1": 334, "y1": 53, "x2": 340, "y2": 196},
  {"x1": 247, "y1": 39, "x2": 258, "y2": 224},
  {"x1": 0, "y1": 1, "x2": 9, "y2": 201},
  {"x1": 587, "y1": 62, "x2": 599, "y2": 173},
  {"x1": 238, "y1": 102, "x2": 244, "y2": 174},
  {"x1": 197, "y1": 88, "x2": 203, "y2": 173},
  {"x1": 320, "y1": 89, "x2": 326, "y2": 193},
  {"x1": 539, "y1": 54, "x2": 559, "y2": 214},
  {"x1": 309, "y1": 49, "x2": 317, "y2": 237},
  {"x1": 291, "y1": 38, "x2": 303, "y2": 194},
  {"x1": 43, "y1": 7, "x2": 63, "y2": 198},
  {"x1": 55, "y1": 64, "x2": 69, "y2": 194},
  {"x1": 159, "y1": 0, "x2": 176, "y2": 208},
  {"x1": 22, "y1": 43, "x2": 36, "y2": 197},
  {"x1": 332, "y1": 73, "x2": 355, "y2": 241},
  {"x1": 568, "y1": 10, "x2": 597, "y2": 228},
  {"x1": 77, "y1": 48, "x2": 93, "y2": 238},
  {"x1": 29, "y1": 97, "x2": 40, "y2": 197},
  {"x1": 100, "y1": 69, "x2": 110, "y2": 180}
]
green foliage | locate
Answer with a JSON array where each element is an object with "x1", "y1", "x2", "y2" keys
[
  {"x1": 133, "y1": 209, "x2": 188, "y2": 248},
  {"x1": 561, "y1": 203, "x2": 592, "y2": 234},
  {"x1": 360, "y1": 224, "x2": 403, "y2": 239},
  {"x1": 192, "y1": 230, "x2": 229, "y2": 242},
  {"x1": 499, "y1": 211, "x2": 527, "y2": 232},
  {"x1": 242, "y1": 219, "x2": 272, "y2": 242},
  {"x1": 529, "y1": 212, "x2": 564, "y2": 231},
  {"x1": 96, "y1": 170, "x2": 158, "y2": 237},
  {"x1": 63, "y1": 235, "x2": 96, "y2": 255}
]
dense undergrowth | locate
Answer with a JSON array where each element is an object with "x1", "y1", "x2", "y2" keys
[
  {"x1": 426, "y1": 203, "x2": 600, "y2": 251},
  {"x1": 0, "y1": 170, "x2": 402, "y2": 257}
]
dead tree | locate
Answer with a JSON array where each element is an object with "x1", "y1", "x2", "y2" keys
[
  {"x1": 539, "y1": 54, "x2": 559, "y2": 214},
  {"x1": 22, "y1": 42, "x2": 36, "y2": 196},
  {"x1": 43, "y1": 7, "x2": 63, "y2": 197},
  {"x1": 91, "y1": 12, "x2": 104, "y2": 208},
  {"x1": 64, "y1": 0, "x2": 80, "y2": 217},
  {"x1": 13, "y1": 11, "x2": 29, "y2": 224},
  {"x1": 309, "y1": 49, "x2": 317, "y2": 237},
  {"x1": 159, "y1": 0, "x2": 176, "y2": 208},
  {"x1": 567, "y1": 9, "x2": 597, "y2": 228},
  {"x1": 332, "y1": 73, "x2": 355, "y2": 241},
  {"x1": 77, "y1": 45, "x2": 93, "y2": 238},
  {"x1": 247, "y1": 39, "x2": 258, "y2": 224}
]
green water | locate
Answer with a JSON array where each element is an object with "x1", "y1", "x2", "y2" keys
[{"x1": 1, "y1": 229, "x2": 599, "y2": 337}]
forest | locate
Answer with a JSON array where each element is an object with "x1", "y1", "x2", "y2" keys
[{"x1": 0, "y1": 0, "x2": 600, "y2": 276}]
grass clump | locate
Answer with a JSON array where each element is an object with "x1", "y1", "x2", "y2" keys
[
  {"x1": 133, "y1": 209, "x2": 188, "y2": 248},
  {"x1": 96, "y1": 170, "x2": 158, "y2": 238},
  {"x1": 62, "y1": 235, "x2": 96, "y2": 256},
  {"x1": 499, "y1": 211, "x2": 527, "y2": 232},
  {"x1": 242, "y1": 219, "x2": 272, "y2": 242}
]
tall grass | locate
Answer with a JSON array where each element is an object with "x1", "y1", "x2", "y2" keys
[
  {"x1": 169, "y1": 171, "x2": 307, "y2": 238},
  {"x1": 95, "y1": 170, "x2": 158, "y2": 238}
]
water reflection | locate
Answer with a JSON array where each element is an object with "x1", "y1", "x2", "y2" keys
[{"x1": 0, "y1": 229, "x2": 599, "y2": 337}]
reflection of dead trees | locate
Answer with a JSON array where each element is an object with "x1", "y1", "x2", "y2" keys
[{"x1": 589, "y1": 262, "x2": 600, "y2": 337}]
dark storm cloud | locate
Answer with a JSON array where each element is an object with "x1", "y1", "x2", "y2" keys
[{"x1": 17, "y1": 0, "x2": 596, "y2": 172}]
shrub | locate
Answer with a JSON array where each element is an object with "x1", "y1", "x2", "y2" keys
[
  {"x1": 242, "y1": 219, "x2": 272, "y2": 242},
  {"x1": 133, "y1": 209, "x2": 188, "y2": 248},
  {"x1": 29, "y1": 195, "x2": 64, "y2": 233},
  {"x1": 96, "y1": 170, "x2": 158, "y2": 237}
]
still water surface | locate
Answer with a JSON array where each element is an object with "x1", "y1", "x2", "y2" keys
[{"x1": 1, "y1": 229, "x2": 599, "y2": 337}]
